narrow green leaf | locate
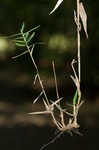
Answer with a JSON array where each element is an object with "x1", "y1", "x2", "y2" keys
[
  {"x1": 16, "y1": 42, "x2": 26, "y2": 47},
  {"x1": 73, "y1": 90, "x2": 78, "y2": 105},
  {"x1": 12, "y1": 50, "x2": 29, "y2": 59},
  {"x1": 21, "y1": 25, "x2": 40, "y2": 36},
  {"x1": 21, "y1": 22, "x2": 25, "y2": 33},
  {"x1": 15, "y1": 37, "x2": 24, "y2": 40},
  {"x1": 14, "y1": 40, "x2": 25, "y2": 44},
  {"x1": 4, "y1": 25, "x2": 40, "y2": 40},
  {"x1": 27, "y1": 32, "x2": 35, "y2": 43},
  {"x1": 25, "y1": 32, "x2": 29, "y2": 40},
  {"x1": 27, "y1": 25, "x2": 40, "y2": 33},
  {"x1": 3, "y1": 33, "x2": 22, "y2": 39}
]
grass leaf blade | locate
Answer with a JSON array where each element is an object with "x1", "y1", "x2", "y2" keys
[
  {"x1": 49, "y1": 0, "x2": 63, "y2": 15},
  {"x1": 21, "y1": 22, "x2": 25, "y2": 33},
  {"x1": 73, "y1": 90, "x2": 78, "y2": 105},
  {"x1": 16, "y1": 42, "x2": 26, "y2": 47},
  {"x1": 27, "y1": 32, "x2": 35, "y2": 43},
  {"x1": 12, "y1": 50, "x2": 28, "y2": 59}
]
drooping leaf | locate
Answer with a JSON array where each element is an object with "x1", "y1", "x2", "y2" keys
[
  {"x1": 49, "y1": 0, "x2": 63, "y2": 15},
  {"x1": 79, "y1": 2, "x2": 88, "y2": 38}
]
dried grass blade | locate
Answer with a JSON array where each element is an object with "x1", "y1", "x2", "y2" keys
[
  {"x1": 49, "y1": 0, "x2": 63, "y2": 15},
  {"x1": 79, "y1": 2, "x2": 88, "y2": 38},
  {"x1": 28, "y1": 111, "x2": 50, "y2": 115},
  {"x1": 33, "y1": 91, "x2": 43, "y2": 104},
  {"x1": 52, "y1": 61, "x2": 59, "y2": 100}
]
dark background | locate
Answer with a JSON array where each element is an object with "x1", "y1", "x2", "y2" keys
[{"x1": 0, "y1": 0, "x2": 99, "y2": 150}]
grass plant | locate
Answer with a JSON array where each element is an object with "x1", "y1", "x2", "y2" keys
[{"x1": 6, "y1": 0, "x2": 88, "y2": 149}]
